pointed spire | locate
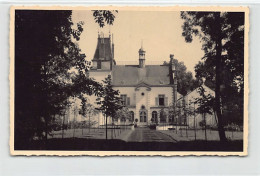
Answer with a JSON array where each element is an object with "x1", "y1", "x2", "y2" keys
[
  {"x1": 139, "y1": 40, "x2": 145, "y2": 52},
  {"x1": 141, "y1": 40, "x2": 144, "y2": 50},
  {"x1": 139, "y1": 40, "x2": 146, "y2": 68}
]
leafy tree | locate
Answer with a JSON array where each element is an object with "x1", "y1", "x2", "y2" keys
[
  {"x1": 96, "y1": 75, "x2": 122, "y2": 140},
  {"x1": 194, "y1": 86, "x2": 215, "y2": 141},
  {"x1": 181, "y1": 12, "x2": 245, "y2": 142},
  {"x1": 79, "y1": 97, "x2": 99, "y2": 133},
  {"x1": 115, "y1": 107, "x2": 131, "y2": 133},
  {"x1": 168, "y1": 100, "x2": 186, "y2": 134},
  {"x1": 194, "y1": 61, "x2": 215, "y2": 90},
  {"x1": 163, "y1": 59, "x2": 199, "y2": 95},
  {"x1": 92, "y1": 10, "x2": 118, "y2": 28},
  {"x1": 15, "y1": 10, "x2": 117, "y2": 148},
  {"x1": 115, "y1": 107, "x2": 131, "y2": 124}
]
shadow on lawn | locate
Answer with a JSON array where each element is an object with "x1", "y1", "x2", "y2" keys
[{"x1": 15, "y1": 138, "x2": 243, "y2": 151}]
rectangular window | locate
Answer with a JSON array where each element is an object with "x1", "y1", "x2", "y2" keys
[
  {"x1": 159, "y1": 95, "x2": 165, "y2": 106},
  {"x1": 120, "y1": 94, "x2": 127, "y2": 106},
  {"x1": 127, "y1": 97, "x2": 130, "y2": 106},
  {"x1": 97, "y1": 61, "x2": 101, "y2": 69}
]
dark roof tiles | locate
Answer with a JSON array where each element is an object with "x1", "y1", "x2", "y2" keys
[
  {"x1": 93, "y1": 38, "x2": 113, "y2": 61},
  {"x1": 112, "y1": 65, "x2": 170, "y2": 86}
]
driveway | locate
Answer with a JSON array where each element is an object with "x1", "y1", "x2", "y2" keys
[{"x1": 126, "y1": 127, "x2": 176, "y2": 142}]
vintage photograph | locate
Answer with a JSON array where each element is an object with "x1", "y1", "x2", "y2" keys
[{"x1": 10, "y1": 6, "x2": 248, "y2": 156}]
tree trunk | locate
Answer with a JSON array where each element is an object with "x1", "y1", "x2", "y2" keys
[
  {"x1": 62, "y1": 114, "x2": 65, "y2": 139},
  {"x1": 105, "y1": 114, "x2": 108, "y2": 140},
  {"x1": 44, "y1": 117, "x2": 48, "y2": 141},
  {"x1": 204, "y1": 113, "x2": 207, "y2": 141},
  {"x1": 194, "y1": 103, "x2": 196, "y2": 141},
  {"x1": 73, "y1": 116, "x2": 76, "y2": 138},
  {"x1": 82, "y1": 123, "x2": 84, "y2": 136},
  {"x1": 98, "y1": 114, "x2": 99, "y2": 131},
  {"x1": 185, "y1": 115, "x2": 188, "y2": 138},
  {"x1": 215, "y1": 12, "x2": 227, "y2": 143},
  {"x1": 184, "y1": 107, "x2": 188, "y2": 138},
  {"x1": 175, "y1": 117, "x2": 178, "y2": 134},
  {"x1": 111, "y1": 119, "x2": 113, "y2": 139},
  {"x1": 89, "y1": 112, "x2": 91, "y2": 133},
  {"x1": 73, "y1": 123, "x2": 76, "y2": 138}
]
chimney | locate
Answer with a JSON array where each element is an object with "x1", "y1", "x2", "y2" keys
[
  {"x1": 112, "y1": 34, "x2": 114, "y2": 59},
  {"x1": 138, "y1": 45, "x2": 146, "y2": 68},
  {"x1": 110, "y1": 34, "x2": 115, "y2": 70},
  {"x1": 170, "y1": 54, "x2": 177, "y2": 113},
  {"x1": 170, "y1": 54, "x2": 176, "y2": 84}
]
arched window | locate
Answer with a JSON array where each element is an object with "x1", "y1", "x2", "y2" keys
[
  {"x1": 140, "y1": 111, "x2": 147, "y2": 122},
  {"x1": 130, "y1": 111, "x2": 134, "y2": 122},
  {"x1": 152, "y1": 111, "x2": 158, "y2": 123}
]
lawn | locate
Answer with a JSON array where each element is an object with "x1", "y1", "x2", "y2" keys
[
  {"x1": 159, "y1": 129, "x2": 243, "y2": 141},
  {"x1": 15, "y1": 128, "x2": 243, "y2": 151},
  {"x1": 49, "y1": 127, "x2": 132, "y2": 140}
]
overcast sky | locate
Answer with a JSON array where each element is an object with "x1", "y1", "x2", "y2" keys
[{"x1": 72, "y1": 10, "x2": 204, "y2": 76}]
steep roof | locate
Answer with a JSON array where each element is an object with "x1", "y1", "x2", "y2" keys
[
  {"x1": 184, "y1": 84, "x2": 215, "y2": 105},
  {"x1": 112, "y1": 65, "x2": 171, "y2": 86},
  {"x1": 93, "y1": 37, "x2": 113, "y2": 61}
]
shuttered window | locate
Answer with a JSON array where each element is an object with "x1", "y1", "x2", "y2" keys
[
  {"x1": 159, "y1": 95, "x2": 164, "y2": 106},
  {"x1": 120, "y1": 95, "x2": 127, "y2": 106},
  {"x1": 165, "y1": 97, "x2": 168, "y2": 106},
  {"x1": 156, "y1": 95, "x2": 168, "y2": 106},
  {"x1": 121, "y1": 95, "x2": 130, "y2": 106},
  {"x1": 155, "y1": 97, "x2": 159, "y2": 106},
  {"x1": 127, "y1": 97, "x2": 130, "y2": 106}
]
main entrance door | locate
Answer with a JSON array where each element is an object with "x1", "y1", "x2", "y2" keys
[{"x1": 139, "y1": 110, "x2": 148, "y2": 126}]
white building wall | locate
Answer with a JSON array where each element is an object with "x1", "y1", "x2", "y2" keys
[
  {"x1": 89, "y1": 71, "x2": 111, "y2": 83},
  {"x1": 186, "y1": 85, "x2": 215, "y2": 109},
  {"x1": 187, "y1": 113, "x2": 217, "y2": 128},
  {"x1": 114, "y1": 87, "x2": 136, "y2": 106},
  {"x1": 150, "y1": 87, "x2": 173, "y2": 107},
  {"x1": 185, "y1": 85, "x2": 217, "y2": 128},
  {"x1": 92, "y1": 61, "x2": 97, "y2": 69},
  {"x1": 101, "y1": 61, "x2": 111, "y2": 70},
  {"x1": 85, "y1": 71, "x2": 112, "y2": 126},
  {"x1": 135, "y1": 87, "x2": 150, "y2": 124},
  {"x1": 113, "y1": 86, "x2": 174, "y2": 125},
  {"x1": 71, "y1": 71, "x2": 178, "y2": 127}
]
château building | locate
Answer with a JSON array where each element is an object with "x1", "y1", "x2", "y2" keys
[
  {"x1": 64, "y1": 33, "x2": 217, "y2": 129},
  {"x1": 88, "y1": 34, "x2": 183, "y2": 126}
]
